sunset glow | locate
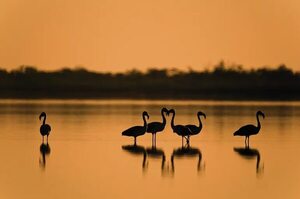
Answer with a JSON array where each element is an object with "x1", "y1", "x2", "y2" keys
[{"x1": 0, "y1": 0, "x2": 300, "y2": 71}]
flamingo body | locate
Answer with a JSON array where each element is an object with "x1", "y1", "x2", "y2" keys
[
  {"x1": 39, "y1": 112, "x2": 51, "y2": 142},
  {"x1": 122, "y1": 111, "x2": 149, "y2": 144},
  {"x1": 233, "y1": 111, "x2": 265, "y2": 146},
  {"x1": 234, "y1": 124, "x2": 258, "y2": 137},
  {"x1": 168, "y1": 109, "x2": 191, "y2": 145},
  {"x1": 146, "y1": 108, "x2": 168, "y2": 146},
  {"x1": 185, "y1": 111, "x2": 206, "y2": 137}
]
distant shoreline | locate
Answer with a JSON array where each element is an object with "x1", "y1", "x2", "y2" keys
[{"x1": 0, "y1": 63, "x2": 299, "y2": 101}]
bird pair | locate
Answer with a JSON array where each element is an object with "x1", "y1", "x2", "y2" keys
[{"x1": 122, "y1": 108, "x2": 207, "y2": 146}]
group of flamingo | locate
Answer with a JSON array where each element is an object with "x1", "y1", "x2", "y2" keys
[
  {"x1": 121, "y1": 108, "x2": 265, "y2": 147},
  {"x1": 38, "y1": 109, "x2": 265, "y2": 147},
  {"x1": 122, "y1": 108, "x2": 206, "y2": 146}
]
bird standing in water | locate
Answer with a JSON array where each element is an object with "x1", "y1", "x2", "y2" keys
[
  {"x1": 122, "y1": 111, "x2": 149, "y2": 145},
  {"x1": 185, "y1": 111, "x2": 206, "y2": 143},
  {"x1": 146, "y1": 107, "x2": 168, "y2": 146},
  {"x1": 168, "y1": 109, "x2": 191, "y2": 146},
  {"x1": 234, "y1": 111, "x2": 265, "y2": 146},
  {"x1": 39, "y1": 112, "x2": 51, "y2": 143}
]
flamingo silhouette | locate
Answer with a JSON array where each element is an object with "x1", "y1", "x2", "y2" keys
[
  {"x1": 146, "y1": 107, "x2": 168, "y2": 146},
  {"x1": 185, "y1": 111, "x2": 206, "y2": 143},
  {"x1": 39, "y1": 112, "x2": 51, "y2": 143},
  {"x1": 168, "y1": 109, "x2": 191, "y2": 146},
  {"x1": 122, "y1": 111, "x2": 149, "y2": 145},
  {"x1": 234, "y1": 111, "x2": 265, "y2": 146}
]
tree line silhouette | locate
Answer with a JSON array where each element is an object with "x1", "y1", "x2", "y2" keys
[{"x1": 0, "y1": 61, "x2": 299, "y2": 99}]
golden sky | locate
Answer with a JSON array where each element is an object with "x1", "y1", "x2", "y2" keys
[{"x1": 0, "y1": 0, "x2": 299, "y2": 72}]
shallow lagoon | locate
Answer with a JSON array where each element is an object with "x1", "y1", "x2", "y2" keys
[{"x1": 0, "y1": 99, "x2": 299, "y2": 199}]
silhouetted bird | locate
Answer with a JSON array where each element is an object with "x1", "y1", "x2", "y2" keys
[
  {"x1": 168, "y1": 109, "x2": 191, "y2": 146},
  {"x1": 234, "y1": 146, "x2": 263, "y2": 174},
  {"x1": 185, "y1": 111, "x2": 206, "y2": 143},
  {"x1": 122, "y1": 111, "x2": 149, "y2": 145},
  {"x1": 234, "y1": 111, "x2": 265, "y2": 146},
  {"x1": 146, "y1": 107, "x2": 168, "y2": 146},
  {"x1": 39, "y1": 112, "x2": 51, "y2": 143}
]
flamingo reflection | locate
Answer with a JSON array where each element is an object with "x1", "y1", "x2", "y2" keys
[
  {"x1": 146, "y1": 147, "x2": 168, "y2": 176},
  {"x1": 39, "y1": 142, "x2": 51, "y2": 169},
  {"x1": 234, "y1": 146, "x2": 264, "y2": 175},
  {"x1": 171, "y1": 145, "x2": 204, "y2": 173},
  {"x1": 122, "y1": 145, "x2": 148, "y2": 170}
]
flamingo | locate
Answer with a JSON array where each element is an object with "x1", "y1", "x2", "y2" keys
[
  {"x1": 233, "y1": 111, "x2": 265, "y2": 146},
  {"x1": 39, "y1": 112, "x2": 51, "y2": 143},
  {"x1": 146, "y1": 107, "x2": 168, "y2": 146},
  {"x1": 185, "y1": 111, "x2": 206, "y2": 143},
  {"x1": 122, "y1": 111, "x2": 149, "y2": 145},
  {"x1": 168, "y1": 109, "x2": 191, "y2": 146}
]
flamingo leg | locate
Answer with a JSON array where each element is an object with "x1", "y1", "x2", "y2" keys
[{"x1": 247, "y1": 136, "x2": 250, "y2": 147}]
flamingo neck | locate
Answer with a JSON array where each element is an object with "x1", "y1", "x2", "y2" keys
[
  {"x1": 256, "y1": 114, "x2": 261, "y2": 131},
  {"x1": 143, "y1": 114, "x2": 147, "y2": 129},
  {"x1": 171, "y1": 112, "x2": 175, "y2": 129},
  {"x1": 198, "y1": 114, "x2": 203, "y2": 129},
  {"x1": 43, "y1": 116, "x2": 46, "y2": 125}
]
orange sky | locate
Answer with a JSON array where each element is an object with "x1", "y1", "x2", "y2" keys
[{"x1": 0, "y1": 0, "x2": 300, "y2": 72}]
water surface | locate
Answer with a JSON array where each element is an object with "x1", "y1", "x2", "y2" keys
[{"x1": 0, "y1": 99, "x2": 299, "y2": 199}]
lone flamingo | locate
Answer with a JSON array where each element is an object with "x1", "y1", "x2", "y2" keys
[
  {"x1": 39, "y1": 112, "x2": 51, "y2": 143},
  {"x1": 146, "y1": 107, "x2": 168, "y2": 146},
  {"x1": 185, "y1": 111, "x2": 206, "y2": 143},
  {"x1": 122, "y1": 111, "x2": 149, "y2": 145},
  {"x1": 168, "y1": 109, "x2": 191, "y2": 146},
  {"x1": 234, "y1": 111, "x2": 265, "y2": 146}
]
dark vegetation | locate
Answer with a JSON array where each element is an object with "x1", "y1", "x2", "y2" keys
[{"x1": 0, "y1": 61, "x2": 299, "y2": 100}]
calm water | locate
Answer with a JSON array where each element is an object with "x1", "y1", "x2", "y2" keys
[{"x1": 0, "y1": 99, "x2": 299, "y2": 199}]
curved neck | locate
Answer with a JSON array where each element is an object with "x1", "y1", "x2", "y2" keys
[
  {"x1": 161, "y1": 110, "x2": 166, "y2": 125},
  {"x1": 197, "y1": 114, "x2": 202, "y2": 129},
  {"x1": 256, "y1": 114, "x2": 261, "y2": 130},
  {"x1": 170, "y1": 112, "x2": 175, "y2": 129},
  {"x1": 143, "y1": 114, "x2": 147, "y2": 129},
  {"x1": 42, "y1": 115, "x2": 46, "y2": 125}
]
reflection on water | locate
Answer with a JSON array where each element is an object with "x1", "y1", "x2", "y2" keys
[
  {"x1": 0, "y1": 100, "x2": 300, "y2": 199},
  {"x1": 145, "y1": 147, "x2": 169, "y2": 177},
  {"x1": 234, "y1": 146, "x2": 263, "y2": 176},
  {"x1": 122, "y1": 145, "x2": 148, "y2": 170},
  {"x1": 39, "y1": 143, "x2": 51, "y2": 170},
  {"x1": 171, "y1": 145, "x2": 204, "y2": 174}
]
